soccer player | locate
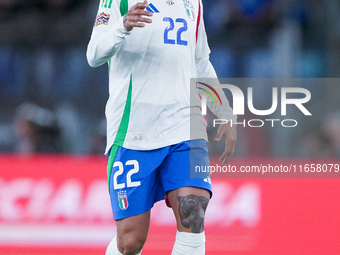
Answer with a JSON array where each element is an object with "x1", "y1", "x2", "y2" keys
[{"x1": 86, "y1": 0, "x2": 237, "y2": 254}]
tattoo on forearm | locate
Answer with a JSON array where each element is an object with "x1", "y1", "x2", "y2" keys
[
  {"x1": 177, "y1": 195, "x2": 209, "y2": 233},
  {"x1": 123, "y1": 15, "x2": 127, "y2": 26}
]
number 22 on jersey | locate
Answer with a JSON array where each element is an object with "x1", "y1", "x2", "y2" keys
[{"x1": 163, "y1": 17, "x2": 188, "y2": 46}]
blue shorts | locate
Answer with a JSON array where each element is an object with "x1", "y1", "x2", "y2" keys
[{"x1": 107, "y1": 139, "x2": 212, "y2": 220}]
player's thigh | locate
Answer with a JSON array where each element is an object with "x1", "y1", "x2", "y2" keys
[
  {"x1": 167, "y1": 187, "x2": 210, "y2": 233},
  {"x1": 116, "y1": 210, "x2": 151, "y2": 253}
]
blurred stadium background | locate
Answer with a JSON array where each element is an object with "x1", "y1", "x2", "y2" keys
[{"x1": 0, "y1": 0, "x2": 340, "y2": 254}]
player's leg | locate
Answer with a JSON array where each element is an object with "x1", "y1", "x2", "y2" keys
[
  {"x1": 167, "y1": 187, "x2": 210, "y2": 255},
  {"x1": 106, "y1": 210, "x2": 150, "y2": 255},
  {"x1": 160, "y1": 140, "x2": 212, "y2": 255},
  {"x1": 106, "y1": 145, "x2": 167, "y2": 255}
]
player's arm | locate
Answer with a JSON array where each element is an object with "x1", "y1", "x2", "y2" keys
[
  {"x1": 86, "y1": 0, "x2": 152, "y2": 68},
  {"x1": 195, "y1": 1, "x2": 235, "y2": 121},
  {"x1": 195, "y1": 0, "x2": 237, "y2": 165}
]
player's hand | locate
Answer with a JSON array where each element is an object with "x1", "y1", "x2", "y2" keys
[
  {"x1": 123, "y1": 0, "x2": 153, "y2": 31},
  {"x1": 214, "y1": 123, "x2": 237, "y2": 165}
]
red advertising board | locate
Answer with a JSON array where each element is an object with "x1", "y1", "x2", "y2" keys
[{"x1": 0, "y1": 155, "x2": 340, "y2": 254}]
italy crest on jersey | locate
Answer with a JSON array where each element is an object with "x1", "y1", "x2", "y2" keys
[
  {"x1": 183, "y1": 0, "x2": 195, "y2": 21},
  {"x1": 118, "y1": 190, "x2": 128, "y2": 210}
]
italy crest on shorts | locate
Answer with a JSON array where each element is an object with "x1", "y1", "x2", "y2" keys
[
  {"x1": 183, "y1": 0, "x2": 195, "y2": 21},
  {"x1": 118, "y1": 190, "x2": 128, "y2": 210}
]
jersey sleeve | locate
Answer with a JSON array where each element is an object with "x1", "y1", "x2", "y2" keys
[
  {"x1": 86, "y1": 0, "x2": 131, "y2": 68},
  {"x1": 195, "y1": 0, "x2": 237, "y2": 122}
]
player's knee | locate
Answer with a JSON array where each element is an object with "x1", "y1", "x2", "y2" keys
[
  {"x1": 177, "y1": 194, "x2": 209, "y2": 233},
  {"x1": 118, "y1": 233, "x2": 146, "y2": 255}
]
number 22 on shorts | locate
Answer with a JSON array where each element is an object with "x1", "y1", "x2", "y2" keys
[{"x1": 113, "y1": 160, "x2": 141, "y2": 190}]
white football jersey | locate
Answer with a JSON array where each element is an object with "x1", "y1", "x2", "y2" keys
[{"x1": 87, "y1": 0, "x2": 235, "y2": 153}]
